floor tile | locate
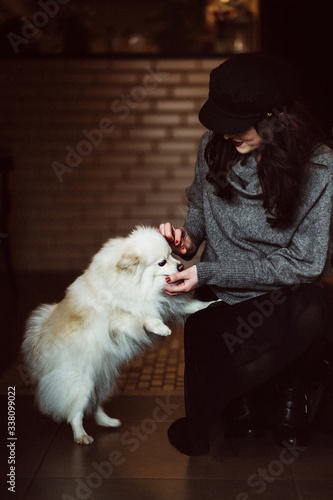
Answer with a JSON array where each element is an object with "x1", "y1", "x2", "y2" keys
[
  {"x1": 187, "y1": 478, "x2": 299, "y2": 500},
  {"x1": 35, "y1": 421, "x2": 190, "y2": 479},
  {"x1": 35, "y1": 413, "x2": 294, "y2": 483},
  {"x1": 295, "y1": 480, "x2": 333, "y2": 499},
  {"x1": 1, "y1": 478, "x2": 32, "y2": 500},
  {"x1": 102, "y1": 394, "x2": 185, "y2": 422},
  {"x1": 23, "y1": 478, "x2": 300, "y2": 500},
  {"x1": 0, "y1": 395, "x2": 60, "y2": 478},
  {"x1": 290, "y1": 432, "x2": 333, "y2": 479}
]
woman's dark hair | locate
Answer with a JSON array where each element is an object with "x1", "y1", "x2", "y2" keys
[{"x1": 205, "y1": 100, "x2": 332, "y2": 227}]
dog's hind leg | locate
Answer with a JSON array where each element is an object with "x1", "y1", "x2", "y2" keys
[
  {"x1": 94, "y1": 406, "x2": 121, "y2": 428},
  {"x1": 69, "y1": 410, "x2": 94, "y2": 445}
]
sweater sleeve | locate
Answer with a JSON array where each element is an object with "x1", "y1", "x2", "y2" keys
[{"x1": 196, "y1": 164, "x2": 333, "y2": 291}]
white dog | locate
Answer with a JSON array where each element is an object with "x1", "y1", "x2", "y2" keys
[{"x1": 22, "y1": 226, "x2": 214, "y2": 444}]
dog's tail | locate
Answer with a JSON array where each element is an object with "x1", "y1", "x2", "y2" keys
[{"x1": 22, "y1": 303, "x2": 57, "y2": 383}]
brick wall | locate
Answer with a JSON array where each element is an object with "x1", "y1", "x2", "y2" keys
[{"x1": 0, "y1": 57, "x2": 223, "y2": 271}]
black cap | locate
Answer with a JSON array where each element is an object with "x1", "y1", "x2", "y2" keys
[{"x1": 199, "y1": 53, "x2": 301, "y2": 134}]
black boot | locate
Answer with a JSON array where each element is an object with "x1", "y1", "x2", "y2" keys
[
  {"x1": 272, "y1": 344, "x2": 332, "y2": 449},
  {"x1": 224, "y1": 392, "x2": 265, "y2": 439},
  {"x1": 167, "y1": 417, "x2": 210, "y2": 456},
  {"x1": 272, "y1": 380, "x2": 309, "y2": 449}
]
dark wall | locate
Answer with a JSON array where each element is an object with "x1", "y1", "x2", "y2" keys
[{"x1": 260, "y1": 0, "x2": 333, "y2": 135}]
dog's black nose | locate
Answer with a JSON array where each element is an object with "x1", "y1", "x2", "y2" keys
[{"x1": 177, "y1": 263, "x2": 184, "y2": 272}]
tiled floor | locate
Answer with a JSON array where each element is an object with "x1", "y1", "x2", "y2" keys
[
  {"x1": 1, "y1": 393, "x2": 333, "y2": 500},
  {"x1": 117, "y1": 325, "x2": 185, "y2": 395},
  {"x1": 1, "y1": 272, "x2": 333, "y2": 499}
]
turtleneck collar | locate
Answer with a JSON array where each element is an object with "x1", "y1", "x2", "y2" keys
[{"x1": 227, "y1": 153, "x2": 262, "y2": 198}]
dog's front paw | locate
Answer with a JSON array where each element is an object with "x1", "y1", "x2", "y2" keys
[
  {"x1": 75, "y1": 434, "x2": 94, "y2": 445},
  {"x1": 154, "y1": 324, "x2": 172, "y2": 337},
  {"x1": 144, "y1": 317, "x2": 171, "y2": 336}
]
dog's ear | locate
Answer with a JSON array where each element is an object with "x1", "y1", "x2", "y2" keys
[{"x1": 116, "y1": 254, "x2": 140, "y2": 272}]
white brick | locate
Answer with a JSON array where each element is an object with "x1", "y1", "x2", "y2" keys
[
  {"x1": 172, "y1": 166, "x2": 195, "y2": 178},
  {"x1": 99, "y1": 153, "x2": 138, "y2": 165},
  {"x1": 185, "y1": 153, "x2": 200, "y2": 165},
  {"x1": 142, "y1": 114, "x2": 181, "y2": 126},
  {"x1": 157, "y1": 60, "x2": 199, "y2": 71},
  {"x1": 157, "y1": 141, "x2": 198, "y2": 153},
  {"x1": 166, "y1": 216, "x2": 188, "y2": 228},
  {"x1": 129, "y1": 205, "x2": 169, "y2": 218},
  {"x1": 185, "y1": 113, "x2": 205, "y2": 126},
  {"x1": 128, "y1": 127, "x2": 168, "y2": 139},
  {"x1": 186, "y1": 72, "x2": 211, "y2": 84},
  {"x1": 85, "y1": 167, "x2": 124, "y2": 179},
  {"x1": 68, "y1": 101, "x2": 112, "y2": 112},
  {"x1": 115, "y1": 219, "x2": 160, "y2": 234},
  {"x1": 157, "y1": 73, "x2": 182, "y2": 85},
  {"x1": 97, "y1": 73, "x2": 138, "y2": 85},
  {"x1": 128, "y1": 166, "x2": 168, "y2": 179},
  {"x1": 172, "y1": 127, "x2": 204, "y2": 140},
  {"x1": 84, "y1": 207, "x2": 123, "y2": 219},
  {"x1": 108, "y1": 99, "x2": 152, "y2": 115},
  {"x1": 172, "y1": 86, "x2": 207, "y2": 98},
  {"x1": 158, "y1": 178, "x2": 191, "y2": 192},
  {"x1": 172, "y1": 203, "x2": 189, "y2": 219},
  {"x1": 200, "y1": 58, "x2": 228, "y2": 71},
  {"x1": 0, "y1": 59, "x2": 221, "y2": 271},
  {"x1": 145, "y1": 192, "x2": 186, "y2": 205},
  {"x1": 108, "y1": 59, "x2": 153, "y2": 70},
  {"x1": 99, "y1": 193, "x2": 139, "y2": 206},
  {"x1": 114, "y1": 179, "x2": 153, "y2": 191},
  {"x1": 142, "y1": 153, "x2": 182, "y2": 165},
  {"x1": 156, "y1": 101, "x2": 195, "y2": 112},
  {"x1": 113, "y1": 141, "x2": 153, "y2": 153},
  {"x1": 143, "y1": 87, "x2": 169, "y2": 98}
]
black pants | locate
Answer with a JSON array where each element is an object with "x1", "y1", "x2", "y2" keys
[{"x1": 169, "y1": 284, "x2": 333, "y2": 454}]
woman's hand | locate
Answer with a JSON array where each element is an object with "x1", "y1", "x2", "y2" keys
[
  {"x1": 159, "y1": 222, "x2": 196, "y2": 257},
  {"x1": 164, "y1": 265, "x2": 198, "y2": 296}
]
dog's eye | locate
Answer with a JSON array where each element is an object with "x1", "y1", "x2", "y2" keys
[{"x1": 158, "y1": 260, "x2": 167, "y2": 267}]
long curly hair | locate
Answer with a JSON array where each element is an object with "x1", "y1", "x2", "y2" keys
[{"x1": 204, "y1": 101, "x2": 332, "y2": 228}]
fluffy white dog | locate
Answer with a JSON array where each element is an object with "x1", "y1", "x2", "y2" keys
[{"x1": 22, "y1": 226, "x2": 214, "y2": 444}]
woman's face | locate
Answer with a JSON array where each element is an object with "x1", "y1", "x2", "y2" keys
[{"x1": 224, "y1": 126, "x2": 263, "y2": 154}]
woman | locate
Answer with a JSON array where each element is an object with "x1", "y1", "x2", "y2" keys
[{"x1": 159, "y1": 53, "x2": 333, "y2": 456}]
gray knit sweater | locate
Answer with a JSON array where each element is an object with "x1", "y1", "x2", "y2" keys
[{"x1": 184, "y1": 132, "x2": 333, "y2": 304}]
